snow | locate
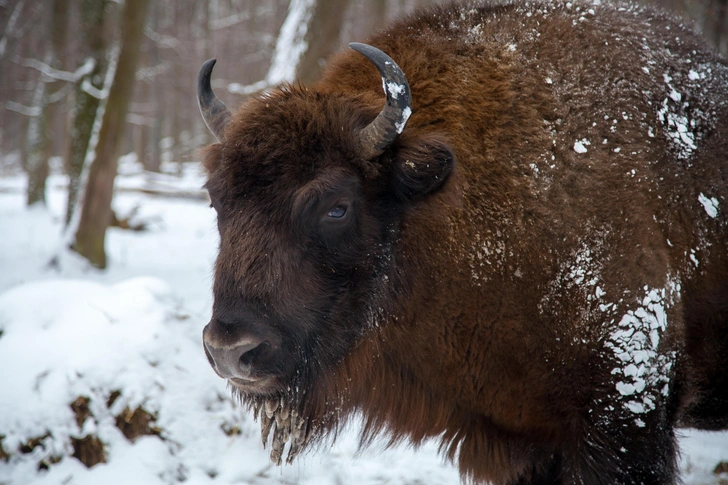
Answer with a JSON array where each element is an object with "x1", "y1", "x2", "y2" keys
[
  {"x1": 698, "y1": 193, "x2": 720, "y2": 218},
  {"x1": 688, "y1": 69, "x2": 703, "y2": 81},
  {"x1": 604, "y1": 281, "x2": 682, "y2": 431},
  {"x1": 385, "y1": 81, "x2": 406, "y2": 100},
  {"x1": 658, "y1": 72, "x2": 699, "y2": 159},
  {"x1": 0, "y1": 163, "x2": 726, "y2": 484},
  {"x1": 681, "y1": 430, "x2": 728, "y2": 484},
  {"x1": 378, "y1": 80, "x2": 411, "y2": 133},
  {"x1": 691, "y1": 250, "x2": 700, "y2": 267},
  {"x1": 396, "y1": 106, "x2": 411, "y2": 134},
  {"x1": 573, "y1": 139, "x2": 589, "y2": 153}
]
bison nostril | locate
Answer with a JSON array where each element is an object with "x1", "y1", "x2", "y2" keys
[
  {"x1": 203, "y1": 338, "x2": 264, "y2": 380},
  {"x1": 239, "y1": 341, "x2": 270, "y2": 368}
]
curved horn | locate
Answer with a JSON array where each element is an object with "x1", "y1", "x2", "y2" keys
[
  {"x1": 349, "y1": 42, "x2": 412, "y2": 159},
  {"x1": 198, "y1": 58, "x2": 231, "y2": 143}
]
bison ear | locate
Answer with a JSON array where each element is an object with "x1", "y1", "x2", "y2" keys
[{"x1": 390, "y1": 134, "x2": 455, "y2": 201}]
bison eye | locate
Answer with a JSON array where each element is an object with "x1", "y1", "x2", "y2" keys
[
  {"x1": 319, "y1": 200, "x2": 353, "y2": 236},
  {"x1": 327, "y1": 205, "x2": 348, "y2": 219}
]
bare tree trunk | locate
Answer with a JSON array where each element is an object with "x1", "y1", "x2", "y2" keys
[
  {"x1": 146, "y1": 0, "x2": 162, "y2": 173},
  {"x1": 265, "y1": 0, "x2": 318, "y2": 86},
  {"x1": 25, "y1": 64, "x2": 51, "y2": 206},
  {"x1": 26, "y1": 0, "x2": 68, "y2": 206},
  {"x1": 296, "y1": 0, "x2": 350, "y2": 84},
  {"x1": 0, "y1": 0, "x2": 26, "y2": 60},
  {"x1": 706, "y1": 0, "x2": 728, "y2": 54},
  {"x1": 150, "y1": 44, "x2": 163, "y2": 171},
  {"x1": 149, "y1": 90, "x2": 163, "y2": 172},
  {"x1": 72, "y1": 0, "x2": 150, "y2": 268},
  {"x1": 229, "y1": 0, "x2": 350, "y2": 95},
  {"x1": 171, "y1": 101, "x2": 182, "y2": 175},
  {"x1": 65, "y1": 0, "x2": 107, "y2": 225},
  {"x1": 364, "y1": 0, "x2": 388, "y2": 37}
]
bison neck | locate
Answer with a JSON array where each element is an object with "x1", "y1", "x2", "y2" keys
[{"x1": 320, "y1": 188, "x2": 576, "y2": 483}]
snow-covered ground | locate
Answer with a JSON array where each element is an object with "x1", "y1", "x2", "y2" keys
[{"x1": 0, "y1": 158, "x2": 726, "y2": 485}]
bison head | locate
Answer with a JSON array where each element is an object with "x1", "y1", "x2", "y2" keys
[{"x1": 198, "y1": 44, "x2": 454, "y2": 463}]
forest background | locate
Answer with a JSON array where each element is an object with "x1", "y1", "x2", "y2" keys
[
  {"x1": 0, "y1": 0, "x2": 727, "y2": 484},
  {"x1": 0, "y1": 0, "x2": 726, "y2": 267}
]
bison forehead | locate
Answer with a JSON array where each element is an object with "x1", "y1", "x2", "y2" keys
[
  {"x1": 216, "y1": 86, "x2": 382, "y2": 190},
  {"x1": 213, "y1": 230, "x2": 318, "y2": 312}
]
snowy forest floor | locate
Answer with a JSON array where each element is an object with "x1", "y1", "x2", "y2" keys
[{"x1": 0, "y1": 157, "x2": 727, "y2": 485}]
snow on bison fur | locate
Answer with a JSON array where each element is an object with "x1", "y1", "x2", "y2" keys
[{"x1": 198, "y1": 1, "x2": 728, "y2": 483}]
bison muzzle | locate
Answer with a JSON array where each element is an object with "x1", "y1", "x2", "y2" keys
[{"x1": 198, "y1": 1, "x2": 728, "y2": 483}]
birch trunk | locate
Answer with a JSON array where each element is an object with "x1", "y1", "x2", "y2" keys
[
  {"x1": 72, "y1": 0, "x2": 151, "y2": 268},
  {"x1": 228, "y1": 0, "x2": 350, "y2": 96},
  {"x1": 25, "y1": 62, "x2": 51, "y2": 206},
  {"x1": 64, "y1": 0, "x2": 106, "y2": 225}
]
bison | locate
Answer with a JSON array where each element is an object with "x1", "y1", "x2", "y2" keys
[{"x1": 198, "y1": 1, "x2": 728, "y2": 483}]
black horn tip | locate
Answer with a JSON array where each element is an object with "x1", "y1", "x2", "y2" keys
[
  {"x1": 202, "y1": 58, "x2": 217, "y2": 73},
  {"x1": 198, "y1": 58, "x2": 218, "y2": 105},
  {"x1": 197, "y1": 58, "x2": 231, "y2": 143},
  {"x1": 348, "y1": 42, "x2": 412, "y2": 111},
  {"x1": 348, "y1": 42, "x2": 378, "y2": 58},
  {"x1": 347, "y1": 43, "x2": 398, "y2": 69}
]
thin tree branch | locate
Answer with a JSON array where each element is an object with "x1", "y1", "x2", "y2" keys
[
  {"x1": 126, "y1": 112, "x2": 155, "y2": 127},
  {"x1": 81, "y1": 77, "x2": 106, "y2": 100},
  {"x1": 47, "y1": 81, "x2": 75, "y2": 104},
  {"x1": 144, "y1": 27, "x2": 186, "y2": 58},
  {"x1": 15, "y1": 55, "x2": 96, "y2": 83},
  {"x1": 5, "y1": 100, "x2": 40, "y2": 116},
  {"x1": 136, "y1": 61, "x2": 169, "y2": 81},
  {"x1": 210, "y1": 10, "x2": 251, "y2": 30},
  {"x1": 225, "y1": 79, "x2": 270, "y2": 96}
]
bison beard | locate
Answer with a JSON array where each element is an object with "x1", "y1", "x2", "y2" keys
[
  {"x1": 197, "y1": 1, "x2": 728, "y2": 484},
  {"x1": 246, "y1": 395, "x2": 308, "y2": 465}
]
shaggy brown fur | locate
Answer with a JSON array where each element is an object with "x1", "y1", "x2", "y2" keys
[{"x1": 200, "y1": 1, "x2": 728, "y2": 484}]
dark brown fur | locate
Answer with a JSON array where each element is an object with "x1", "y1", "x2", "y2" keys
[{"x1": 201, "y1": 1, "x2": 728, "y2": 483}]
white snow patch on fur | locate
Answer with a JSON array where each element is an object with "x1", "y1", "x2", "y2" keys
[
  {"x1": 605, "y1": 280, "x2": 680, "y2": 424},
  {"x1": 698, "y1": 193, "x2": 719, "y2": 218},
  {"x1": 573, "y1": 139, "x2": 590, "y2": 153}
]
